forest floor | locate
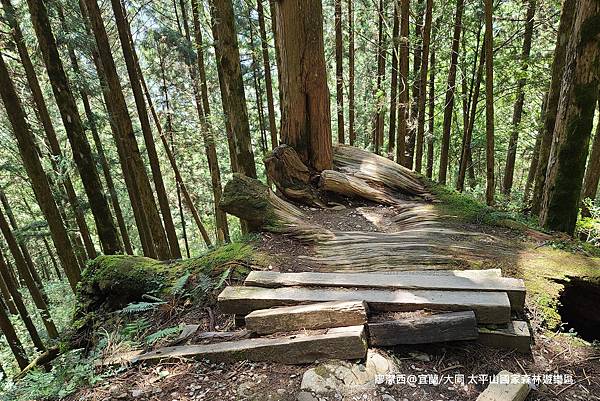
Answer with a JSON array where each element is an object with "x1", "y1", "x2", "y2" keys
[{"x1": 59, "y1": 188, "x2": 600, "y2": 401}]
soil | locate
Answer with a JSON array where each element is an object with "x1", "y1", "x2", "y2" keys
[{"x1": 64, "y1": 194, "x2": 600, "y2": 401}]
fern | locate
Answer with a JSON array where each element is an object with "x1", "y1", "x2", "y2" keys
[
  {"x1": 172, "y1": 271, "x2": 191, "y2": 295},
  {"x1": 119, "y1": 301, "x2": 165, "y2": 314},
  {"x1": 144, "y1": 325, "x2": 182, "y2": 345},
  {"x1": 214, "y1": 267, "x2": 231, "y2": 290}
]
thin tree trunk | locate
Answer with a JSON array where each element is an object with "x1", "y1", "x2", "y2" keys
[
  {"x1": 581, "y1": 99, "x2": 600, "y2": 217},
  {"x1": 426, "y1": 47, "x2": 435, "y2": 178},
  {"x1": 530, "y1": 0, "x2": 576, "y2": 214},
  {"x1": 484, "y1": 0, "x2": 495, "y2": 205},
  {"x1": 373, "y1": 0, "x2": 386, "y2": 154},
  {"x1": 387, "y1": 1, "x2": 400, "y2": 158},
  {"x1": 396, "y1": 0, "x2": 410, "y2": 166},
  {"x1": 110, "y1": 0, "x2": 180, "y2": 259},
  {"x1": 438, "y1": 0, "x2": 464, "y2": 184},
  {"x1": 335, "y1": 0, "x2": 345, "y2": 144},
  {"x1": 26, "y1": 0, "x2": 122, "y2": 255},
  {"x1": 540, "y1": 0, "x2": 600, "y2": 234},
  {"x1": 407, "y1": 0, "x2": 423, "y2": 169},
  {"x1": 0, "y1": 268, "x2": 17, "y2": 315},
  {"x1": 0, "y1": 288, "x2": 29, "y2": 370},
  {"x1": 257, "y1": 0, "x2": 278, "y2": 148},
  {"x1": 273, "y1": 0, "x2": 333, "y2": 172},
  {"x1": 0, "y1": 53, "x2": 81, "y2": 291},
  {"x1": 268, "y1": 0, "x2": 283, "y2": 115},
  {"x1": 502, "y1": 0, "x2": 537, "y2": 195},
  {"x1": 414, "y1": 0, "x2": 432, "y2": 173},
  {"x1": 210, "y1": 0, "x2": 258, "y2": 178},
  {"x1": 348, "y1": 0, "x2": 356, "y2": 146}
]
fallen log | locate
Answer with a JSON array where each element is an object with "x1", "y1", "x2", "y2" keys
[
  {"x1": 244, "y1": 271, "x2": 525, "y2": 311},
  {"x1": 218, "y1": 285, "x2": 511, "y2": 323},
  {"x1": 219, "y1": 174, "x2": 334, "y2": 242},
  {"x1": 245, "y1": 301, "x2": 368, "y2": 335},
  {"x1": 319, "y1": 170, "x2": 399, "y2": 205},
  {"x1": 333, "y1": 145, "x2": 429, "y2": 197},
  {"x1": 14, "y1": 347, "x2": 59, "y2": 381},
  {"x1": 264, "y1": 145, "x2": 324, "y2": 207},
  {"x1": 368, "y1": 311, "x2": 478, "y2": 346},
  {"x1": 132, "y1": 325, "x2": 367, "y2": 365}
]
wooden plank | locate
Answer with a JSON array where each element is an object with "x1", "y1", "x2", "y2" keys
[
  {"x1": 476, "y1": 370, "x2": 531, "y2": 401},
  {"x1": 218, "y1": 286, "x2": 511, "y2": 324},
  {"x1": 368, "y1": 311, "x2": 478, "y2": 346},
  {"x1": 478, "y1": 321, "x2": 531, "y2": 353},
  {"x1": 245, "y1": 301, "x2": 368, "y2": 335},
  {"x1": 371, "y1": 269, "x2": 502, "y2": 278},
  {"x1": 244, "y1": 271, "x2": 525, "y2": 311},
  {"x1": 132, "y1": 325, "x2": 367, "y2": 365}
]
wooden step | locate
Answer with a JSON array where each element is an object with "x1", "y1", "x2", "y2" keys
[
  {"x1": 245, "y1": 301, "x2": 368, "y2": 335},
  {"x1": 368, "y1": 311, "x2": 478, "y2": 346},
  {"x1": 478, "y1": 321, "x2": 531, "y2": 353},
  {"x1": 245, "y1": 271, "x2": 525, "y2": 311},
  {"x1": 132, "y1": 325, "x2": 367, "y2": 365},
  {"x1": 368, "y1": 268, "x2": 502, "y2": 278},
  {"x1": 476, "y1": 370, "x2": 530, "y2": 401},
  {"x1": 218, "y1": 286, "x2": 511, "y2": 323}
]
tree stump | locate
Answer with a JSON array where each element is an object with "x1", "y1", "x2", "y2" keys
[{"x1": 319, "y1": 170, "x2": 398, "y2": 205}]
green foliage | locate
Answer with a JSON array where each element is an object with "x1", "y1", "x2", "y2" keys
[
  {"x1": 144, "y1": 325, "x2": 182, "y2": 345},
  {"x1": 119, "y1": 301, "x2": 165, "y2": 315}
]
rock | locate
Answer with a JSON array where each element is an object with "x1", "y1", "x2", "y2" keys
[
  {"x1": 297, "y1": 391, "x2": 318, "y2": 401},
  {"x1": 408, "y1": 351, "x2": 431, "y2": 362},
  {"x1": 300, "y1": 350, "x2": 396, "y2": 395},
  {"x1": 331, "y1": 205, "x2": 346, "y2": 211},
  {"x1": 382, "y1": 395, "x2": 396, "y2": 401}
]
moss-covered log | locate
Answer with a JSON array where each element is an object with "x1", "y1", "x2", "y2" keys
[{"x1": 220, "y1": 174, "x2": 333, "y2": 241}]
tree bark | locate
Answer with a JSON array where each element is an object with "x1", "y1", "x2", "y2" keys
[
  {"x1": 334, "y1": 0, "x2": 345, "y2": 144},
  {"x1": 530, "y1": 0, "x2": 576, "y2": 215},
  {"x1": 210, "y1": 0, "x2": 258, "y2": 178},
  {"x1": 396, "y1": 0, "x2": 410, "y2": 166},
  {"x1": 438, "y1": 0, "x2": 464, "y2": 184},
  {"x1": 273, "y1": 0, "x2": 333, "y2": 171},
  {"x1": 523, "y1": 93, "x2": 547, "y2": 205},
  {"x1": 484, "y1": 0, "x2": 495, "y2": 205},
  {"x1": 257, "y1": 0, "x2": 278, "y2": 148},
  {"x1": 348, "y1": 0, "x2": 356, "y2": 146},
  {"x1": 414, "y1": 0, "x2": 432, "y2": 173},
  {"x1": 0, "y1": 53, "x2": 81, "y2": 291},
  {"x1": 540, "y1": 0, "x2": 600, "y2": 234},
  {"x1": 0, "y1": 292, "x2": 28, "y2": 370},
  {"x1": 581, "y1": 99, "x2": 600, "y2": 216},
  {"x1": 407, "y1": 0, "x2": 423, "y2": 169},
  {"x1": 387, "y1": 1, "x2": 400, "y2": 158},
  {"x1": 26, "y1": 0, "x2": 122, "y2": 255},
  {"x1": 372, "y1": 0, "x2": 386, "y2": 155},
  {"x1": 426, "y1": 47, "x2": 435, "y2": 179},
  {"x1": 502, "y1": 0, "x2": 537, "y2": 195}
]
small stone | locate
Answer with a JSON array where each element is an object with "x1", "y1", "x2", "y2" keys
[
  {"x1": 409, "y1": 351, "x2": 431, "y2": 362},
  {"x1": 297, "y1": 391, "x2": 318, "y2": 401},
  {"x1": 382, "y1": 395, "x2": 396, "y2": 401}
]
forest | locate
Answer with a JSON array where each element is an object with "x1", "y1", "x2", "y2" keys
[{"x1": 0, "y1": 0, "x2": 599, "y2": 399}]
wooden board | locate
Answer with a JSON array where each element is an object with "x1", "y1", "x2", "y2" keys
[
  {"x1": 368, "y1": 311, "x2": 478, "y2": 346},
  {"x1": 369, "y1": 269, "x2": 502, "y2": 278},
  {"x1": 476, "y1": 370, "x2": 530, "y2": 401},
  {"x1": 478, "y1": 321, "x2": 531, "y2": 353},
  {"x1": 132, "y1": 325, "x2": 367, "y2": 365},
  {"x1": 218, "y1": 286, "x2": 511, "y2": 324},
  {"x1": 245, "y1": 271, "x2": 525, "y2": 311},
  {"x1": 245, "y1": 301, "x2": 368, "y2": 335}
]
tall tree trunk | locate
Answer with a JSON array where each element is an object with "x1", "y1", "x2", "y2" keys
[
  {"x1": 348, "y1": 0, "x2": 356, "y2": 146},
  {"x1": 26, "y1": 0, "x2": 122, "y2": 255},
  {"x1": 502, "y1": 0, "x2": 537, "y2": 195},
  {"x1": 426, "y1": 47, "x2": 435, "y2": 178},
  {"x1": 484, "y1": 0, "x2": 495, "y2": 205},
  {"x1": 540, "y1": 0, "x2": 600, "y2": 234},
  {"x1": 2, "y1": 0, "x2": 97, "y2": 260},
  {"x1": 523, "y1": 93, "x2": 548, "y2": 204},
  {"x1": 457, "y1": 31, "x2": 485, "y2": 192},
  {"x1": 581, "y1": 99, "x2": 600, "y2": 217},
  {"x1": 210, "y1": 0, "x2": 258, "y2": 178},
  {"x1": 82, "y1": 0, "x2": 171, "y2": 259},
  {"x1": 396, "y1": 0, "x2": 410, "y2": 166},
  {"x1": 334, "y1": 0, "x2": 345, "y2": 144},
  {"x1": 248, "y1": 12, "x2": 269, "y2": 155},
  {"x1": 0, "y1": 291, "x2": 28, "y2": 370},
  {"x1": 0, "y1": 269, "x2": 17, "y2": 315},
  {"x1": 373, "y1": 0, "x2": 386, "y2": 154},
  {"x1": 257, "y1": 0, "x2": 278, "y2": 148},
  {"x1": 188, "y1": 0, "x2": 230, "y2": 242},
  {"x1": 0, "y1": 53, "x2": 81, "y2": 291},
  {"x1": 268, "y1": 0, "x2": 283, "y2": 115},
  {"x1": 273, "y1": 0, "x2": 333, "y2": 171},
  {"x1": 530, "y1": 0, "x2": 576, "y2": 214},
  {"x1": 387, "y1": 1, "x2": 400, "y2": 158},
  {"x1": 414, "y1": 0, "x2": 432, "y2": 173},
  {"x1": 438, "y1": 0, "x2": 464, "y2": 184},
  {"x1": 109, "y1": 0, "x2": 180, "y2": 259},
  {"x1": 0, "y1": 207, "x2": 58, "y2": 338},
  {"x1": 407, "y1": 0, "x2": 423, "y2": 169}
]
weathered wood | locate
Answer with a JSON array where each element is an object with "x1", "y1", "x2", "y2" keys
[
  {"x1": 478, "y1": 321, "x2": 531, "y2": 353},
  {"x1": 218, "y1": 286, "x2": 511, "y2": 323},
  {"x1": 219, "y1": 174, "x2": 333, "y2": 241},
  {"x1": 244, "y1": 271, "x2": 525, "y2": 311},
  {"x1": 245, "y1": 301, "x2": 368, "y2": 335},
  {"x1": 368, "y1": 311, "x2": 478, "y2": 346},
  {"x1": 132, "y1": 325, "x2": 367, "y2": 365},
  {"x1": 319, "y1": 170, "x2": 398, "y2": 205},
  {"x1": 476, "y1": 370, "x2": 531, "y2": 401},
  {"x1": 373, "y1": 269, "x2": 502, "y2": 278}
]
